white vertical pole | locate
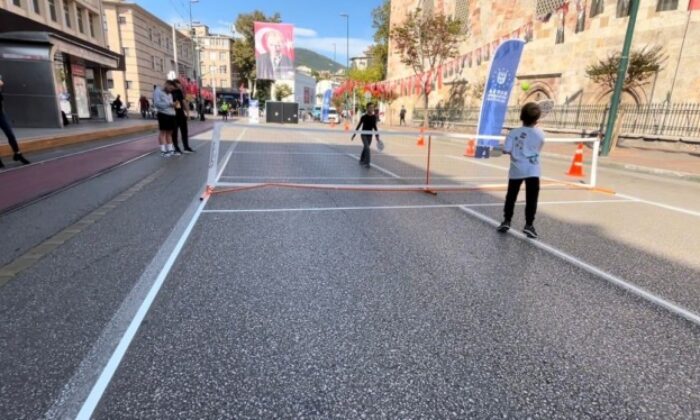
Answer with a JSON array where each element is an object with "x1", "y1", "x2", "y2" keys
[
  {"x1": 172, "y1": 24, "x2": 179, "y2": 76},
  {"x1": 213, "y1": 79, "x2": 218, "y2": 117},
  {"x1": 207, "y1": 123, "x2": 222, "y2": 188},
  {"x1": 590, "y1": 138, "x2": 600, "y2": 188}
]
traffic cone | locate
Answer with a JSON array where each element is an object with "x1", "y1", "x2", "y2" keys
[
  {"x1": 417, "y1": 126, "x2": 425, "y2": 147},
  {"x1": 464, "y1": 139, "x2": 476, "y2": 157},
  {"x1": 344, "y1": 120, "x2": 350, "y2": 131},
  {"x1": 566, "y1": 143, "x2": 585, "y2": 177}
]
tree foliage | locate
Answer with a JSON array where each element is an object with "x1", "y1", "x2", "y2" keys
[
  {"x1": 273, "y1": 83, "x2": 293, "y2": 101},
  {"x1": 369, "y1": 0, "x2": 391, "y2": 80},
  {"x1": 232, "y1": 11, "x2": 281, "y2": 88},
  {"x1": 586, "y1": 45, "x2": 666, "y2": 91},
  {"x1": 390, "y1": 9, "x2": 463, "y2": 125}
]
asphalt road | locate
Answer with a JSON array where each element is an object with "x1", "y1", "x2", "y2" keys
[{"x1": 1, "y1": 122, "x2": 699, "y2": 418}]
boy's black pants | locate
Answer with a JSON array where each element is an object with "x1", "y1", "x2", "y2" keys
[
  {"x1": 503, "y1": 177, "x2": 540, "y2": 225},
  {"x1": 172, "y1": 110, "x2": 189, "y2": 151},
  {"x1": 360, "y1": 135, "x2": 372, "y2": 165}
]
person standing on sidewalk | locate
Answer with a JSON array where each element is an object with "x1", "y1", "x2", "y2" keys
[
  {"x1": 220, "y1": 102, "x2": 229, "y2": 121},
  {"x1": 170, "y1": 80, "x2": 194, "y2": 154},
  {"x1": 0, "y1": 77, "x2": 30, "y2": 167},
  {"x1": 399, "y1": 105, "x2": 407, "y2": 126},
  {"x1": 497, "y1": 102, "x2": 544, "y2": 239},
  {"x1": 139, "y1": 95, "x2": 149, "y2": 119},
  {"x1": 153, "y1": 80, "x2": 177, "y2": 157},
  {"x1": 351, "y1": 103, "x2": 380, "y2": 168}
]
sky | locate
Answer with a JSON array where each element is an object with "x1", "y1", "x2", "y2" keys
[{"x1": 136, "y1": 0, "x2": 384, "y2": 66}]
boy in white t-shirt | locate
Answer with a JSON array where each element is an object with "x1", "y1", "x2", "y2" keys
[{"x1": 497, "y1": 103, "x2": 545, "y2": 239}]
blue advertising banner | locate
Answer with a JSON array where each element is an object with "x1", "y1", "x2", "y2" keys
[
  {"x1": 321, "y1": 89, "x2": 332, "y2": 123},
  {"x1": 475, "y1": 39, "x2": 525, "y2": 158}
]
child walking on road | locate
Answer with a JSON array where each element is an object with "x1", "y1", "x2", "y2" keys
[
  {"x1": 0, "y1": 77, "x2": 30, "y2": 167},
  {"x1": 498, "y1": 102, "x2": 545, "y2": 239},
  {"x1": 351, "y1": 103, "x2": 381, "y2": 168}
]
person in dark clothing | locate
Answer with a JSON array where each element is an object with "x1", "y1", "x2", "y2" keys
[
  {"x1": 351, "y1": 103, "x2": 380, "y2": 168},
  {"x1": 399, "y1": 105, "x2": 407, "y2": 126},
  {"x1": 171, "y1": 80, "x2": 194, "y2": 154},
  {"x1": 0, "y1": 77, "x2": 30, "y2": 167}
]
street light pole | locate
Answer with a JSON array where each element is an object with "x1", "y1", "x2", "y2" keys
[
  {"x1": 190, "y1": 0, "x2": 204, "y2": 120},
  {"x1": 340, "y1": 14, "x2": 349, "y2": 117},
  {"x1": 601, "y1": 0, "x2": 640, "y2": 155}
]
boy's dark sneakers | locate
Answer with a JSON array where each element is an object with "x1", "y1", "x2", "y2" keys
[
  {"x1": 523, "y1": 225, "x2": 538, "y2": 239},
  {"x1": 497, "y1": 220, "x2": 511, "y2": 233}
]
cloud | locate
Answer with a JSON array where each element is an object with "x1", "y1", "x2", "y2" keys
[
  {"x1": 294, "y1": 27, "x2": 318, "y2": 37},
  {"x1": 295, "y1": 37, "x2": 373, "y2": 61}
]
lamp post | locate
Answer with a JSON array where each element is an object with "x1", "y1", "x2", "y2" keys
[
  {"x1": 189, "y1": 0, "x2": 205, "y2": 120},
  {"x1": 340, "y1": 13, "x2": 349, "y2": 118}
]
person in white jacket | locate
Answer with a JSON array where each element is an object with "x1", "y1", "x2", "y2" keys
[{"x1": 153, "y1": 80, "x2": 177, "y2": 157}]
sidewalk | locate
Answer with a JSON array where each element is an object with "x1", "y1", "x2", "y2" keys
[
  {"x1": 1, "y1": 118, "x2": 158, "y2": 157},
  {"x1": 0, "y1": 120, "x2": 213, "y2": 213},
  {"x1": 384, "y1": 122, "x2": 700, "y2": 181}
]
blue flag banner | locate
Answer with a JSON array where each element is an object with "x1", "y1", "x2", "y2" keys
[
  {"x1": 475, "y1": 39, "x2": 525, "y2": 158},
  {"x1": 321, "y1": 89, "x2": 332, "y2": 123}
]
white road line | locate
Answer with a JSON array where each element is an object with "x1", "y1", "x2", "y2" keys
[
  {"x1": 218, "y1": 176, "x2": 504, "y2": 181},
  {"x1": 458, "y1": 205, "x2": 700, "y2": 327},
  {"x1": 228, "y1": 151, "x2": 427, "y2": 157},
  {"x1": 615, "y1": 193, "x2": 700, "y2": 219},
  {"x1": 307, "y1": 135, "x2": 402, "y2": 179},
  {"x1": 201, "y1": 199, "x2": 634, "y2": 214},
  {"x1": 73, "y1": 134, "x2": 243, "y2": 419}
]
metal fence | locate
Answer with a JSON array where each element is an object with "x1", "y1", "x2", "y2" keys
[{"x1": 413, "y1": 103, "x2": 700, "y2": 138}]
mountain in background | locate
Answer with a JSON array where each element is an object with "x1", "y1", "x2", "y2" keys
[{"x1": 295, "y1": 48, "x2": 345, "y2": 73}]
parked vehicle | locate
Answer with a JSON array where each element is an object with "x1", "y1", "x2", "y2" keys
[{"x1": 326, "y1": 108, "x2": 340, "y2": 124}]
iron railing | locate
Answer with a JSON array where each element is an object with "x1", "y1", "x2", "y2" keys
[{"x1": 413, "y1": 102, "x2": 700, "y2": 138}]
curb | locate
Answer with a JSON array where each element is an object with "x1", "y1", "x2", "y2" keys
[
  {"x1": 541, "y1": 152, "x2": 700, "y2": 183},
  {"x1": 1, "y1": 124, "x2": 158, "y2": 157}
]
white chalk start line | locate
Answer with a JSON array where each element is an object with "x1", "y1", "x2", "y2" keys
[
  {"x1": 458, "y1": 206, "x2": 700, "y2": 327},
  {"x1": 201, "y1": 199, "x2": 634, "y2": 214},
  {"x1": 69, "y1": 131, "x2": 245, "y2": 419}
]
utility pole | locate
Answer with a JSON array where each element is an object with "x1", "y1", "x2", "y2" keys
[
  {"x1": 601, "y1": 0, "x2": 640, "y2": 156},
  {"x1": 340, "y1": 14, "x2": 349, "y2": 117},
  {"x1": 172, "y1": 23, "x2": 179, "y2": 77}
]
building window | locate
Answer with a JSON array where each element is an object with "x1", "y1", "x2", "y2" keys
[
  {"x1": 220, "y1": 52, "x2": 227, "y2": 61},
  {"x1": 125, "y1": 81, "x2": 132, "y2": 89},
  {"x1": 107, "y1": 79, "x2": 114, "y2": 89},
  {"x1": 616, "y1": 0, "x2": 631, "y2": 17},
  {"x1": 63, "y1": 1, "x2": 72, "y2": 28},
  {"x1": 118, "y1": 15, "x2": 126, "y2": 25},
  {"x1": 89, "y1": 13, "x2": 96, "y2": 38},
  {"x1": 149, "y1": 28, "x2": 153, "y2": 41},
  {"x1": 590, "y1": 0, "x2": 604, "y2": 17},
  {"x1": 657, "y1": 0, "x2": 678, "y2": 11},
  {"x1": 77, "y1": 8, "x2": 85, "y2": 33},
  {"x1": 12, "y1": 0, "x2": 21, "y2": 7},
  {"x1": 122, "y1": 47, "x2": 129, "y2": 56},
  {"x1": 219, "y1": 65, "x2": 227, "y2": 74},
  {"x1": 32, "y1": 0, "x2": 40, "y2": 13},
  {"x1": 210, "y1": 65, "x2": 217, "y2": 75},
  {"x1": 210, "y1": 51, "x2": 217, "y2": 60},
  {"x1": 48, "y1": 0, "x2": 57, "y2": 21}
]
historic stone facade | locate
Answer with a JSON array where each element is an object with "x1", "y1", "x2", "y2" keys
[{"x1": 388, "y1": 0, "x2": 700, "y2": 119}]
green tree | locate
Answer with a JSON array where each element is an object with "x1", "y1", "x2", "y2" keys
[
  {"x1": 586, "y1": 45, "x2": 665, "y2": 93},
  {"x1": 232, "y1": 11, "x2": 282, "y2": 96},
  {"x1": 368, "y1": 0, "x2": 390, "y2": 80},
  {"x1": 390, "y1": 9, "x2": 463, "y2": 127},
  {"x1": 273, "y1": 83, "x2": 293, "y2": 101}
]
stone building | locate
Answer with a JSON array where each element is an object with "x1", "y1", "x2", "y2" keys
[
  {"x1": 193, "y1": 25, "x2": 237, "y2": 91},
  {"x1": 102, "y1": 0, "x2": 195, "y2": 109},
  {"x1": 388, "y1": 0, "x2": 700, "y2": 118},
  {"x1": 0, "y1": 0, "x2": 122, "y2": 127}
]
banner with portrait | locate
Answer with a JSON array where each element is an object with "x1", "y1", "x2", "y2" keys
[{"x1": 254, "y1": 22, "x2": 295, "y2": 81}]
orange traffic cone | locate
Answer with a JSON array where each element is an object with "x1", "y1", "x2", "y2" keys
[
  {"x1": 344, "y1": 120, "x2": 350, "y2": 131},
  {"x1": 417, "y1": 126, "x2": 425, "y2": 147},
  {"x1": 566, "y1": 143, "x2": 585, "y2": 177},
  {"x1": 464, "y1": 139, "x2": 476, "y2": 157}
]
